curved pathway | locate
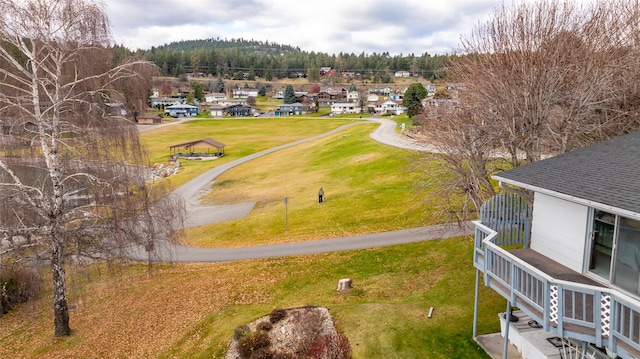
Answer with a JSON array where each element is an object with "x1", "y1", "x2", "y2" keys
[
  {"x1": 175, "y1": 121, "x2": 367, "y2": 229},
  {"x1": 132, "y1": 117, "x2": 472, "y2": 262},
  {"x1": 368, "y1": 117, "x2": 441, "y2": 152}
]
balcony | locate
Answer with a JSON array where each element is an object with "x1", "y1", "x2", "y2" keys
[{"x1": 474, "y1": 220, "x2": 640, "y2": 357}]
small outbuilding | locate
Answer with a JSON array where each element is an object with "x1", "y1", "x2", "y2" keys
[{"x1": 169, "y1": 138, "x2": 226, "y2": 158}]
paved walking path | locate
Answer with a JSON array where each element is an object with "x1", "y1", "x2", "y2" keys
[{"x1": 132, "y1": 117, "x2": 472, "y2": 262}]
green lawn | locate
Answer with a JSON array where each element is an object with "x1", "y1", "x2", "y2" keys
[
  {"x1": 141, "y1": 117, "x2": 355, "y2": 188},
  {"x1": 159, "y1": 240, "x2": 503, "y2": 359},
  {"x1": 183, "y1": 123, "x2": 448, "y2": 247},
  {"x1": 0, "y1": 117, "x2": 504, "y2": 358}
]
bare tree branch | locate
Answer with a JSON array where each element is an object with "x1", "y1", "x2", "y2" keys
[
  {"x1": 419, "y1": 0, "x2": 640, "y2": 221},
  {"x1": 0, "y1": 0, "x2": 182, "y2": 337}
]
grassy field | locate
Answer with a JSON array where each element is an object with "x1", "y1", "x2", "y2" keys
[
  {"x1": 141, "y1": 117, "x2": 355, "y2": 188},
  {"x1": 183, "y1": 123, "x2": 448, "y2": 247},
  {"x1": 0, "y1": 117, "x2": 504, "y2": 358}
]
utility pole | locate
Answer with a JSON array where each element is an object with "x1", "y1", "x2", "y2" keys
[{"x1": 284, "y1": 197, "x2": 289, "y2": 232}]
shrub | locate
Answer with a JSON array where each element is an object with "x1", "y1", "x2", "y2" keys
[
  {"x1": 304, "y1": 333, "x2": 352, "y2": 359},
  {"x1": 238, "y1": 330, "x2": 271, "y2": 359},
  {"x1": 269, "y1": 308, "x2": 287, "y2": 324},
  {"x1": 0, "y1": 265, "x2": 42, "y2": 316},
  {"x1": 257, "y1": 320, "x2": 273, "y2": 332},
  {"x1": 248, "y1": 346, "x2": 273, "y2": 359},
  {"x1": 234, "y1": 325, "x2": 250, "y2": 341}
]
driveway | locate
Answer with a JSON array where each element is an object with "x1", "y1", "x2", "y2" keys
[{"x1": 132, "y1": 117, "x2": 472, "y2": 262}]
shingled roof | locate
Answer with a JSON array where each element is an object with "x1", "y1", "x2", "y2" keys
[{"x1": 494, "y1": 131, "x2": 640, "y2": 214}]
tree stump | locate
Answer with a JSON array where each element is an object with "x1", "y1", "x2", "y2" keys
[{"x1": 337, "y1": 278, "x2": 352, "y2": 291}]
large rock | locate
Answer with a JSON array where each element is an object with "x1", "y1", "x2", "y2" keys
[{"x1": 225, "y1": 306, "x2": 350, "y2": 359}]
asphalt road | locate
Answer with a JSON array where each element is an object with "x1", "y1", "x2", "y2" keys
[{"x1": 132, "y1": 117, "x2": 472, "y2": 262}]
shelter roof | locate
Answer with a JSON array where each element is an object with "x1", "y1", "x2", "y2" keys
[{"x1": 169, "y1": 138, "x2": 226, "y2": 149}]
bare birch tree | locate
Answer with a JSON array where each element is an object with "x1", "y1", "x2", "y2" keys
[
  {"x1": 418, "y1": 0, "x2": 640, "y2": 219},
  {"x1": 0, "y1": 0, "x2": 184, "y2": 336}
]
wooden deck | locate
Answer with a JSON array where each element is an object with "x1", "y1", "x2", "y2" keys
[
  {"x1": 502, "y1": 249, "x2": 640, "y2": 358},
  {"x1": 510, "y1": 249, "x2": 602, "y2": 286}
]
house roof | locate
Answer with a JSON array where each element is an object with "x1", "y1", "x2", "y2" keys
[
  {"x1": 494, "y1": 131, "x2": 640, "y2": 214},
  {"x1": 169, "y1": 138, "x2": 226, "y2": 150},
  {"x1": 280, "y1": 102, "x2": 306, "y2": 107},
  {"x1": 166, "y1": 104, "x2": 198, "y2": 109}
]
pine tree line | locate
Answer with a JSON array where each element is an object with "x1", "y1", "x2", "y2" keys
[{"x1": 139, "y1": 38, "x2": 450, "y2": 81}]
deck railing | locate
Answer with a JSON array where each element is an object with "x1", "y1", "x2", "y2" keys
[{"x1": 474, "y1": 220, "x2": 640, "y2": 356}]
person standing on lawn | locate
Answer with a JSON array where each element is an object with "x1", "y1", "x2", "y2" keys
[{"x1": 318, "y1": 187, "x2": 324, "y2": 203}]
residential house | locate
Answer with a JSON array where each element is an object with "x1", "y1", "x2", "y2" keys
[
  {"x1": 320, "y1": 67, "x2": 334, "y2": 76},
  {"x1": 215, "y1": 99, "x2": 249, "y2": 108},
  {"x1": 293, "y1": 91, "x2": 311, "y2": 104},
  {"x1": 296, "y1": 93, "x2": 317, "y2": 107},
  {"x1": 104, "y1": 102, "x2": 127, "y2": 117},
  {"x1": 367, "y1": 94, "x2": 380, "y2": 103},
  {"x1": 346, "y1": 91, "x2": 359, "y2": 103},
  {"x1": 209, "y1": 103, "x2": 258, "y2": 117},
  {"x1": 330, "y1": 102, "x2": 361, "y2": 115},
  {"x1": 149, "y1": 96, "x2": 184, "y2": 108},
  {"x1": 374, "y1": 100, "x2": 406, "y2": 115},
  {"x1": 317, "y1": 91, "x2": 343, "y2": 106},
  {"x1": 205, "y1": 92, "x2": 227, "y2": 103},
  {"x1": 164, "y1": 104, "x2": 199, "y2": 118},
  {"x1": 324, "y1": 87, "x2": 348, "y2": 97},
  {"x1": 473, "y1": 131, "x2": 640, "y2": 359},
  {"x1": 369, "y1": 87, "x2": 392, "y2": 96},
  {"x1": 276, "y1": 103, "x2": 310, "y2": 116},
  {"x1": 342, "y1": 71, "x2": 359, "y2": 79},
  {"x1": 224, "y1": 103, "x2": 254, "y2": 117},
  {"x1": 394, "y1": 70, "x2": 410, "y2": 78},
  {"x1": 209, "y1": 105, "x2": 226, "y2": 118},
  {"x1": 232, "y1": 89, "x2": 258, "y2": 99},
  {"x1": 422, "y1": 98, "x2": 457, "y2": 120}
]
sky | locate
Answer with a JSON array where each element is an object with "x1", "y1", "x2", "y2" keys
[{"x1": 105, "y1": 0, "x2": 509, "y2": 56}]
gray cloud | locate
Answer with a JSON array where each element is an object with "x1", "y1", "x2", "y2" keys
[{"x1": 105, "y1": 0, "x2": 513, "y2": 55}]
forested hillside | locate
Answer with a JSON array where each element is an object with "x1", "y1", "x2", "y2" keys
[{"x1": 139, "y1": 38, "x2": 449, "y2": 82}]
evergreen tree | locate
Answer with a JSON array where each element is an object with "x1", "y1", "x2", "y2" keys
[
  {"x1": 402, "y1": 82, "x2": 428, "y2": 117},
  {"x1": 283, "y1": 84, "x2": 296, "y2": 104},
  {"x1": 307, "y1": 66, "x2": 320, "y2": 82},
  {"x1": 214, "y1": 76, "x2": 225, "y2": 93},
  {"x1": 191, "y1": 81, "x2": 204, "y2": 102},
  {"x1": 349, "y1": 83, "x2": 357, "y2": 92},
  {"x1": 186, "y1": 92, "x2": 195, "y2": 104}
]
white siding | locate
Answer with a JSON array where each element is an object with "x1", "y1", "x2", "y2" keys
[{"x1": 530, "y1": 193, "x2": 589, "y2": 272}]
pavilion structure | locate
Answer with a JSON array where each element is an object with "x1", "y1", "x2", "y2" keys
[{"x1": 168, "y1": 138, "x2": 226, "y2": 158}]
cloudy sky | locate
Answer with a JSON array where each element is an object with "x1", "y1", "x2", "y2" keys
[{"x1": 105, "y1": 0, "x2": 508, "y2": 55}]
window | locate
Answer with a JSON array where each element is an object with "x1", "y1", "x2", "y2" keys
[{"x1": 589, "y1": 209, "x2": 640, "y2": 293}]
